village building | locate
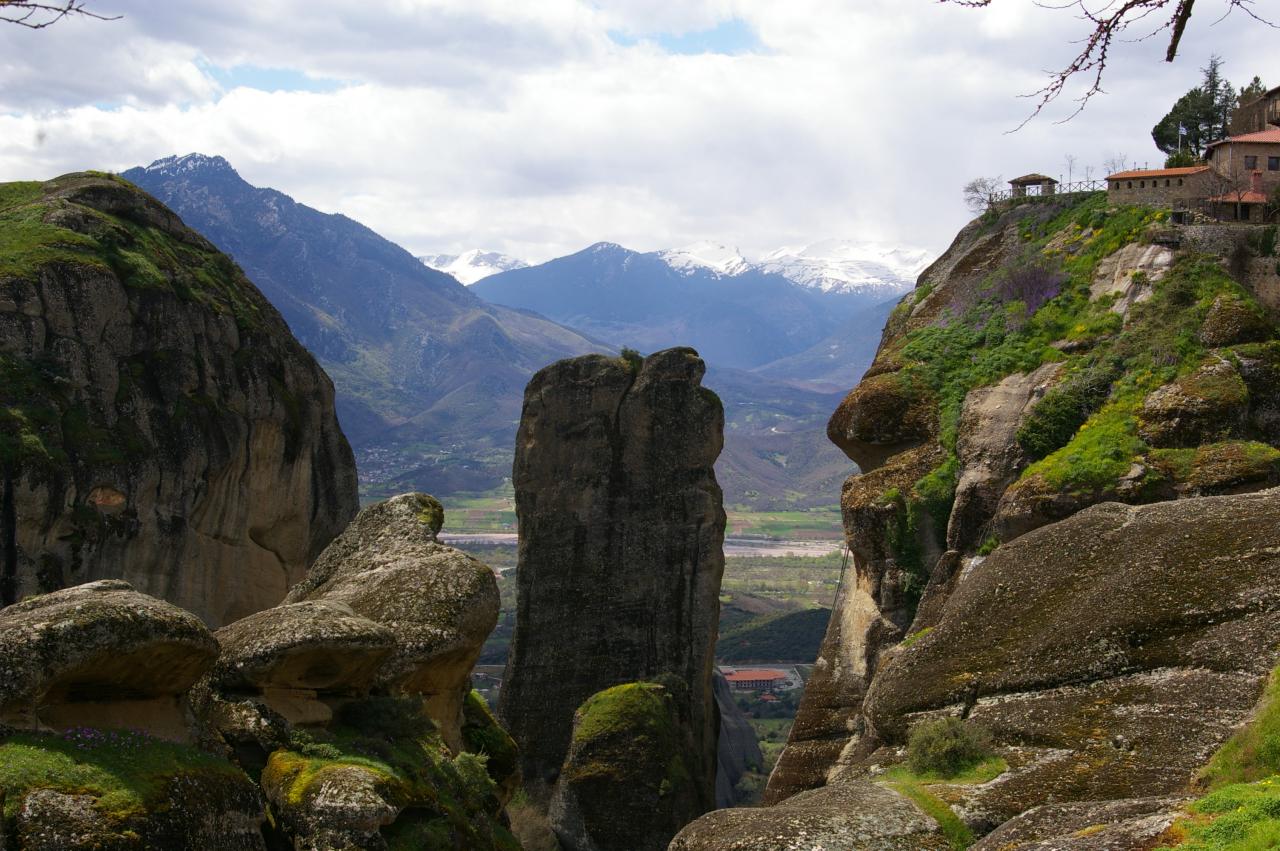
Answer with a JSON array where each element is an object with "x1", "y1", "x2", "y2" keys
[
  {"x1": 1104, "y1": 86, "x2": 1279, "y2": 222},
  {"x1": 1204, "y1": 127, "x2": 1280, "y2": 222},
  {"x1": 723, "y1": 669, "x2": 789, "y2": 692},
  {"x1": 1231, "y1": 85, "x2": 1280, "y2": 135},
  {"x1": 1106, "y1": 165, "x2": 1212, "y2": 209}
]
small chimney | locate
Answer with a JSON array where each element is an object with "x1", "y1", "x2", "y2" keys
[{"x1": 1252, "y1": 170, "x2": 1263, "y2": 194}]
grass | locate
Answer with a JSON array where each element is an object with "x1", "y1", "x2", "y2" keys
[
  {"x1": 880, "y1": 757, "x2": 1008, "y2": 850},
  {"x1": 885, "y1": 779, "x2": 976, "y2": 849},
  {"x1": 0, "y1": 728, "x2": 247, "y2": 825}
]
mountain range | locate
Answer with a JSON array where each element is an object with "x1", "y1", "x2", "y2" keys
[
  {"x1": 471, "y1": 243, "x2": 895, "y2": 372},
  {"x1": 123, "y1": 155, "x2": 604, "y2": 494},
  {"x1": 423, "y1": 239, "x2": 929, "y2": 300},
  {"x1": 125, "y1": 154, "x2": 924, "y2": 508}
]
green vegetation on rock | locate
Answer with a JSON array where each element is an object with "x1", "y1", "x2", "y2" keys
[
  {"x1": 905, "y1": 717, "x2": 995, "y2": 778},
  {"x1": 263, "y1": 696, "x2": 517, "y2": 851},
  {"x1": 879, "y1": 191, "x2": 1274, "y2": 567},
  {"x1": 567, "y1": 682, "x2": 692, "y2": 794},
  {"x1": 0, "y1": 728, "x2": 247, "y2": 827}
]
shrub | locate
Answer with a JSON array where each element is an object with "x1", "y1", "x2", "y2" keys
[
  {"x1": 906, "y1": 717, "x2": 993, "y2": 778},
  {"x1": 1017, "y1": 361, "x2": 1118, "y2": 461}
]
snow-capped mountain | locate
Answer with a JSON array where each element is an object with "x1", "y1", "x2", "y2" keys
[
  {"x1": 757, "y1": 240, "x2": 933, "y2": 296},
  {"x1": 656, "y1": 239, "x2": 930, "y2": 296},
  {"x1": 419, "y1": 249, "x2": 528, "y2": 285},
  {"x1": 657, "y1": 241, "x2": 752, "y2": 277}
]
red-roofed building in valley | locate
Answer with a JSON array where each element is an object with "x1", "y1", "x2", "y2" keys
[{"x1": 723, "y1": 669, "x2": 789, "y2": 692}]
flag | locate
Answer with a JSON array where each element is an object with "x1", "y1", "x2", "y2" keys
[{"x1": 1178, "y1": 123, "x2": 1187, "y2": 136}]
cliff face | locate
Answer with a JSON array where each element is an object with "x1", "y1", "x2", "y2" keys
[
  {"x1": 675, "y1": 196, "x2": 1280, "y2": 849},
  {"x1": 498, "y1": 348, "x2": 725, "y2": 846},
  {"x1": 0, "y1": 173, "x2": 357, "y2": 625}
]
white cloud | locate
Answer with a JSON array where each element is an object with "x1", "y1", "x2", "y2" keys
[{"x1": 0, "y1": 0, "x2": 1272, "y2": 260}]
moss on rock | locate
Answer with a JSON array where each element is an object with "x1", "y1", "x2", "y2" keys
[{"x1": 551, "y1": 682, "x2": 703, "y2": 851}]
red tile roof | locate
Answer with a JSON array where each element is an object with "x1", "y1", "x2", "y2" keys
[
  {"x1": 1208, "y1": 191, "x2": 1270, "y2": 204},
  {"x1": 724, "y1": 669, "x2": 788, "y2": 682},
  {"x1": 1207, "y1": 128, "x2": 1280, "y2": 148},
  {"x1": 1107, "y1": 166, "x2": 1210, "y2": 180}
]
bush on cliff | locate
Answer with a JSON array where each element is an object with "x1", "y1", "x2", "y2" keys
[{"x1": 906, "y1": 718, "x2": 993, "y2": 778}]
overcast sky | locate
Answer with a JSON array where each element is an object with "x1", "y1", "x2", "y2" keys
[{"x1": 0, "y1": 0, "x2": 1273, "y2": 261}]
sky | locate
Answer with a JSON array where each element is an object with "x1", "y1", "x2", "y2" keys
[{"x1": 0, "y1": 0, "x2": 1274, "y2": 262}]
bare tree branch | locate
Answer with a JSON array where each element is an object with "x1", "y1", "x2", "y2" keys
[
  {"x1": 0, "y1": 1, "x2": 119, "y2": 29},
  {"x1": 940, "y1": 0, "x2": 1277, "y2": 126}
]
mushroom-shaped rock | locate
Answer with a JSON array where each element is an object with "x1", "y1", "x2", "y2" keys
[
  {"x1": 827, "y1": 371, "x2": 936, "y2": 472},
  {"x1": 210, "y1": 600, "x2": 397, "y2": 726},
  {"x1": 0, "y1": 579, "x2": 217, "y2": 741},
  {"x1": 285, "y1": 493, "x2": 499, "y2": 750}
]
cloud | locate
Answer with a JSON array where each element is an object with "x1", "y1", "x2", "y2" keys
[{"x1": 0, "y1": 0, "x2": 1272, "y2": 261}]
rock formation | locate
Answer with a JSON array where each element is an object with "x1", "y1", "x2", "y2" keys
[
  {"x1": 550, "y1": 682, "x2": 704, "y2": 851},
  {"x1": 0, "y1": 580, "x2": 268, "y2": 849},
  {"x1": 0, "y1": 579, "x2": 218, "y2": 740},
  {"x1": 713, "y1": 671, "x2": 765, "y2": 808},
  {"x1": 0, "y1": 173, "x2": 358, "y2": 626},
  {"x1": 498, "y1": 348, "x2": 725, "y2": 845},
  {"x1": 1, "y1": 496, "x2": 519, "y2": 850},
  {"x1": 676, "y1": 196, "x2": 1280, "y2": 847},
  {"x1": 283, "y1": 492, "x2": 499, "y2": 750}
]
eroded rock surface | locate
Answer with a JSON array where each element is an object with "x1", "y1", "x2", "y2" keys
[
  {"x1": 499, "y1": 348, "x2": 725, "y2": 840},
  {"x1": 685, "y1": 197, "x2": 1280, "y2": 850},
  {"x1": 0, "y1": 579, "x2": 217, "y2": 740},
  {"x1": 670, "y1": 779, "x2": 954, "y2": 851},
  {"x1": 714, "y1": 672, "x2": 764, "y2": 808},
  {"x1": 0, "y1": 173, "x2": 357, "y2": 626},
  {"x1": 286, "y1": 492, "x2": 499, "y2": 750}
]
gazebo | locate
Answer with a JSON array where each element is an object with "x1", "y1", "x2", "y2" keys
[{"x1": 1009, "y1": 173, "x2": 1059, "y2": 198}]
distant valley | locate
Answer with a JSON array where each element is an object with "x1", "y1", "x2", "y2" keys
[{"x1": 128, "y1": 154, "x2": 929, "y2": 512}]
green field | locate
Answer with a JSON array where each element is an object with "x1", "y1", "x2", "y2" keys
[{"x1": 433, "y1": 484, "x2": 844, "y2": 539}]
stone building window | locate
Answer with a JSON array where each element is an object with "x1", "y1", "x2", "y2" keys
[
  {"x1": 1270, "y1": 156, "x2": 1279, "y2": 171},
  {"x1": 1165, "y1": 179, "x2": 1171, "y2": 186},
  {"x1": 1127, "y1": 181, "x2": 1133, "y2": 188},
  {"x1": 1245, "y1": 155, "x2": 1258, "y2": 170},
  {"x1": 1178, "y1": 179, "x2": 1184, "y2": 186},
  {"x1": 1140, "y1": 180, "x2": 1146, "y2": 188}
]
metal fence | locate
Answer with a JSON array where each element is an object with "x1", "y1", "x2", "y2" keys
[{"x1": 987, "y1": 179, "x2": 1107, "y2": 204}]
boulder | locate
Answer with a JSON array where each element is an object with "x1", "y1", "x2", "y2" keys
[
  {"x1": 286, "y1": 493, "x2": 499, "y2": 750},
  {"x1": 970, "y1": 796, "x2": 1186, "y2": 850},
  {"x1": 498, "y1": 347, "x2": 725, "y2": 826},
  {"x1": 827, "y1": 370, "x2": 936, "y2": 472},
  {"x1": 6, "y1": 740, "x2": 266, "y2": 851},
  {"x1": 0, "y1": 579, "x2": 217, "y2": 741},
  {"x1": 670, "y1": 779, "x2": 955, "y2": 851},
  {"x1": 258, "y1": 695, "x2": 516, "y2": 851},
  {"x1": 1138, "y1": 356, "x2": 1250, "y2": 448},
  {"x1": 864, "y1": 491, "x2": 1280, "y2": 825}
]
